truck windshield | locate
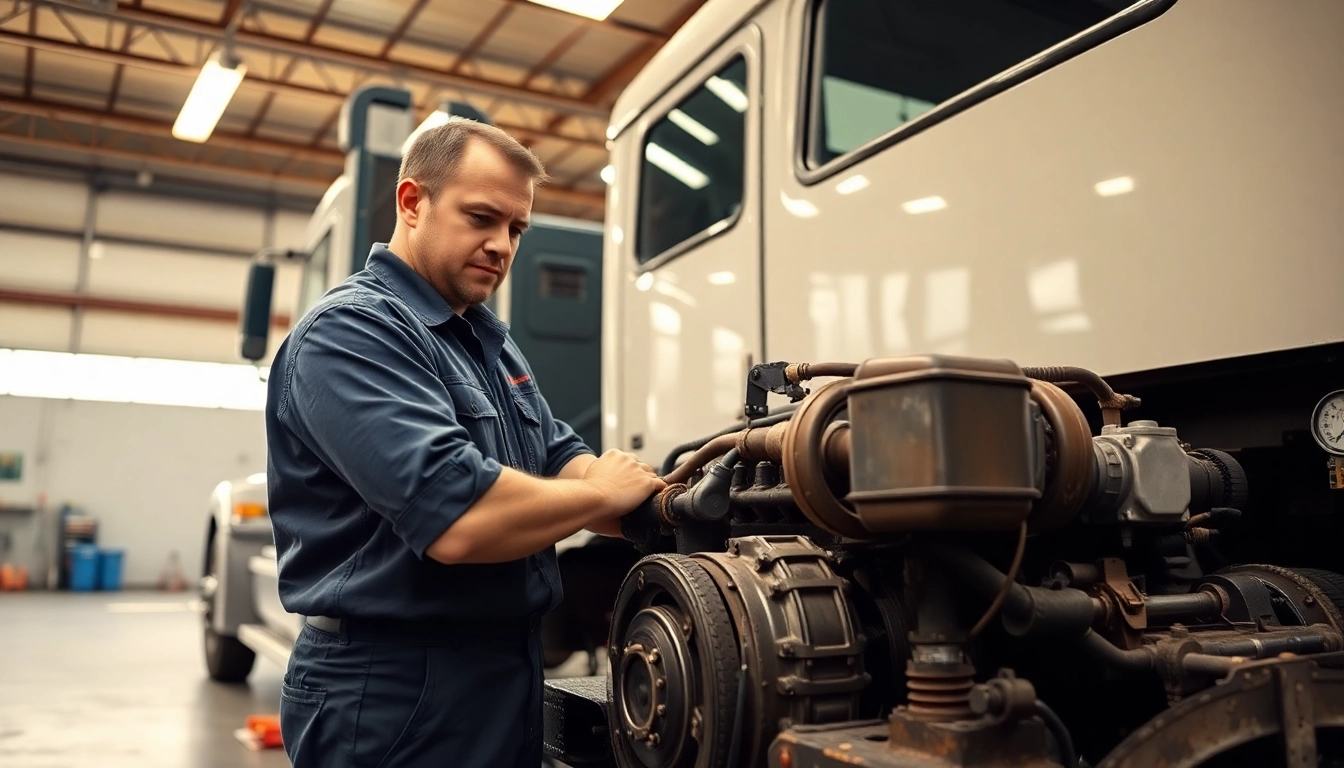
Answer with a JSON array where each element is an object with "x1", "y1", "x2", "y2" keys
[{"x1": 810, "y1": 0, "x2": 1143, "y2": 164}]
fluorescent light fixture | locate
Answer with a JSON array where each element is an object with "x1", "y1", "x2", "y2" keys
[
  {"x1": 645, "y1": 142, "x2": 708, "y2": 190},
  {"x1": 705, "y1": 76, "x2": 748, "y2": 113},
  {"x1": 172, "y1": 51, "x2": 246, "y2": 143},
  {"x1": 835, "y1": 174, "x2": 870, "y2": 196},
  {"x1": 600, "y1": 164, "x2": 616, "y2": 184},
  {"x1": 402, "y1": 110, "x2": 451, "y2": 155},
  {"x1": 1095, "y1": 176, "x2": 1135, "y2": 197},
  {"x1": 0, "y1": 348, "x2": 268, "y2": 410},
  {"x1": 527, "y1": 0, "x2": 625, "y2": 21},
  {"x1": 901, "y1": 195, "x2": 947, "y2": 215},
  {"x1": 707, "y1": 271, "x2": 736, "y2": 285},
  {"x1": 667, "y1": 109, "x2": 719, "y2": 145}
]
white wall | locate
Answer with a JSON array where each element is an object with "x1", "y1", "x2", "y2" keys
[
  {"x1": 0, "y1": 395, "x2": 266, "y2": 588},
  {"x1": 0, "y1": 170, "x2": 310, "y2": 365},
  {"x1": 0, "y1": 395, "x2": 267, "y2": 589}
]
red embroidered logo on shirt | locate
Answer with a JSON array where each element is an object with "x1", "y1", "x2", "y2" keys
[{"x1": 509, "y1": 375, "x2": 532, "y2": 386}]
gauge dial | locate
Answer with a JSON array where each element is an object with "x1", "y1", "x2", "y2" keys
[{"x1": 1311, "y1": 390, "x2": 1344, "y2": 455}]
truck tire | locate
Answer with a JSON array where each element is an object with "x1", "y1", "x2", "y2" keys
[
  {"x1": 203, "y1": 532, "x2": 255, "y2": 683},
  {"x1": 205, "y1": 624, "x2": 255, "y2": 683}
]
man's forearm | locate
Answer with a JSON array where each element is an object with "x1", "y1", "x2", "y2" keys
[
  {"x1": 556, "y1": 454, "x2": 626, "y2": 538},
  {"x1": 426, "y1": 468, "x2": 602, "y2": 564}
]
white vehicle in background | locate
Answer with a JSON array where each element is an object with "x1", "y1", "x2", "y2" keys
[
  {"x1": 601, "y1": 0, "x2": 1342, "y2": 491},
  {"x1": 537, "y1": 0, "x2": 1344, "y2": 765},
  {"x1": 201, "y1": 88, "x2": 623, "y2": 682}
]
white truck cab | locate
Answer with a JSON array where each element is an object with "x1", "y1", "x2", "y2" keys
[{"x1": 600, "y1": 0, "x2": 1344, "y2": 465}]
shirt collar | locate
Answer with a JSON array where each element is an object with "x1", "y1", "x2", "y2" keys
[
  {"x1": 366, "y1": 244, "x2": 454, "y2": 327},
  {"x1": 365, "y1": 244, "x2": 511, "y2": 363}
]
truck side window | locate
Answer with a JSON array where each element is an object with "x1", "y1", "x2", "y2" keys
[
  {"x1": 808, "y1": 0, "x2": 1141, "y2": 166},
  {"x1": 637, "y1": 56, "x2": 748, "y2": 264}
]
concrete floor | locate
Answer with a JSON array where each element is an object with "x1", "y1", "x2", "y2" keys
[{"x1": 0, "y1": 590, "x2": 290, "y2": 768}]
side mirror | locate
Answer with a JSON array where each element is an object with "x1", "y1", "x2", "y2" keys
[{"x1": 240, "y1": 258, "x2": 276, "y2": 362}]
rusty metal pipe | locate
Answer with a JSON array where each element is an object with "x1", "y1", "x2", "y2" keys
[
  {"x1": 784, "y1": 362, "x2": 859, "y2": 383},
  {"x1": 1021, "y1": 365, "x2": 1140, "y2": 427},
  {"x1": 736, "y1": 422, "x2": 789, "y2": 464},
  {"x1": 928, "y1": 543, "x2": 1102, "y2": 637},
  {"x1": 658, "y1": 407, "x2": 798, "y2": 475},
  {"x1": 662, "y1": 433, "x2": 741, "y2": 486},
  {"x1": 1182, "y1": 653, "x2": 1245, "y2": 677},
  {"x1": 1079, "y1": 629, "x2": 1156, "y2": 671},
  {"x1": 1145, "y1": 590, "x2": 1225, "y2": 623},
  {"x1": 1196, "y1": 627, "x2": 1339, "y2": 658}
]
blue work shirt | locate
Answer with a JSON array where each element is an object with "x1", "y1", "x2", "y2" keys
[{"x1": 264, "y1": 244, "x2": 594, "y2": 622}]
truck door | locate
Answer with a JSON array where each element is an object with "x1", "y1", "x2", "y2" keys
[
  {"x1": 611, "y1": 25, "x2": 763, "y2": 464},
  {"x1": 506, "y1": 219, "x2": 605, "y2": 453}
]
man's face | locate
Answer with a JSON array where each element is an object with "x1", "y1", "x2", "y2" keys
[{"x1": 406, "y1": 140, "x2": 534, "y2": 313}]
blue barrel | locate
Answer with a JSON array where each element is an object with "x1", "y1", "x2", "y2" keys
[
  {"x1": 98, "y1": 549, "x2": 125, "y2": 591},
  {"x1": 69, "y1": 544, "x2": 100, "y2": 592}
]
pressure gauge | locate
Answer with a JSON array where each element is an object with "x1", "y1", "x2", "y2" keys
[{"x1": 1311, "y1": 390, "x2": 1344, "y2": 456}]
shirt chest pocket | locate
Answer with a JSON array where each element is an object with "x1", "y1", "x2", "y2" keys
[
  {"x1": 511, "y1": 386, "x2": 547, "y2": 476},
  {"x1": 444, "y1": 380, "x2": 503, "y2": 460}
]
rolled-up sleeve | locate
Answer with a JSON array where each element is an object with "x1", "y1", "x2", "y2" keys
[
  {"x1": 538, "y1": 392, "x2": 596, "y2": 477},
  {"x1": 277, "y1": 301, "x2": 501, "y2": 557}
]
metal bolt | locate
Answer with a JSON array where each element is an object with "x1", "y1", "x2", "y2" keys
[
  {"x1": 780, "y1": 642, "x2": 795, "y2": 657},
  {"x1": 655, "y1": 677, "x2": 666, "y2": 690},
  {"x1": 649, "y1": 648, "x2": 660, "y2": 664},
  {"x1": 656, "y1": 704, "x2": 666, "y2": 716},
  {"x1": 637, "y1": 570, "x2": 645, "y2": 590},
  {"x1": 647, "y1": 733, "x2": 660, "y2": 746},
  {"x1": 751, "y1": 369, "x2": 761, "y2": 380},
  {"x1": 1305, "y1": 596, "x2": 1317, "y2": 606}
]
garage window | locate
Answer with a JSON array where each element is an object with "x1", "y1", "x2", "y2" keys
[
  {"x1": 637, "y1": 56, "x2": 748, "y2": 264},
  {"x1": 807, "y1": 0, "x2": 1143, "y2": 166}
]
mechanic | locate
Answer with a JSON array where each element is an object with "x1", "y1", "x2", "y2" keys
[{"x1": 264, "y1": 119, "x2": 664, "y2": 767}]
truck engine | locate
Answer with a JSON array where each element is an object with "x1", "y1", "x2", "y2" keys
[{"x1": 543, "y1": 355, "x2": 1344, "y2": 768}]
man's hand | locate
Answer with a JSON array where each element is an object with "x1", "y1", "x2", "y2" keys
[{"x1": 583, "y1": 449, "x2": 666, "y2": 518}]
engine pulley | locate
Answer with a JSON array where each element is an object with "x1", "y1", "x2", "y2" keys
[
  {"x1": 607, "y1": 554, "x2": 742, "y2": 768},
  {"x1": 695, "y1": 536, "x2": 871, "y2": 767}
]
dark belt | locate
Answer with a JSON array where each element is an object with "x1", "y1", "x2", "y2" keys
[{"x1": 304, "y1": 614, "x2": 535, "y2": 646}]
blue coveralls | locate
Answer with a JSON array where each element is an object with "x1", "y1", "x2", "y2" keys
[{"x1": 264, "y1": 244, "x2": 594, "y2": 768}]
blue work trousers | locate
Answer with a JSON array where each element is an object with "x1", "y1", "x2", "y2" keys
[{"x1": 279, "y1": 622, "x2": 544, "y2": 767}]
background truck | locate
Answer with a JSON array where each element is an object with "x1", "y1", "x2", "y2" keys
[
  {"x1": 541, "y1": 0, "x2": 1344, "y2": 766},
  {"x1": 201, "y1": 86, "x2": 636, "y2": 682}
]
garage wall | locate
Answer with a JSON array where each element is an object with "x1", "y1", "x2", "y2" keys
[
  {"x1": 0, "y1": 165, "x2": 323, "y2": 588},
  {"x1": 0, "y1": 395, "x2": 266, "y2": 589},
  {"x1": 0, "y1": 169, "x2": 310, "y2": 365}
]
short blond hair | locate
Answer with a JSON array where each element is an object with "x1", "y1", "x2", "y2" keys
[{"x1": 399, "y1": 118, "x2": 549, "y2": 200}]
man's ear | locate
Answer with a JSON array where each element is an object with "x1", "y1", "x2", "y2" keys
[{"x1": 396, "y1": 179, "x2": 425, "y2": 227}]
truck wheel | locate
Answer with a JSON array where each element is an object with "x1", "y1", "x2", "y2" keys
[{"x1": 202, "y1": 533, "x2": 255, "y2": 683}]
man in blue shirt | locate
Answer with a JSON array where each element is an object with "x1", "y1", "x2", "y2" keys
[{"x1": 265, "y1": 119, "x2": 663, "y2": 767}]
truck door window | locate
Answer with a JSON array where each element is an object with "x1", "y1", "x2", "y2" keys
[
  {"x1": 808, "y1": 0, "x2": 1143, "y2": 166},
  {"x1": 637, "y1": 56, "x2": 748, "y2": 264}
]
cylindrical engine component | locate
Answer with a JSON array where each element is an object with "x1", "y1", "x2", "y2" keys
[
  {"x1": 841, "y1": 355, "x2": 1042, "y2": 533},
  {"x1": 1027, "y1": 380, "x2": 1096, "y2": 532},
  {"x1": 1144, "y1": 590, "x2": 1225, "y2": 623},
  {"x1": 1087, "y1": 421, "x2": 1193, "y2": 524},
  {"x1": 607, "y1": 554, "x2": 742, "y2": 768},
  {"x1": 1185, "y1": 448, "x2": 1248, "y2": 514},
  {"x1": 694, "y1": 536, "x2": 870, "y2": 768},
  {"x1": 782, "y1": 379, "x2": 870, "y2": 539},
  {"x1": 1199, "y1": 565, "x2": 1344, "y2": 632}
]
